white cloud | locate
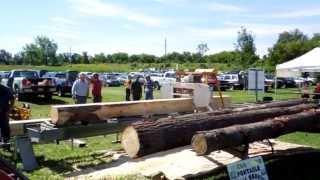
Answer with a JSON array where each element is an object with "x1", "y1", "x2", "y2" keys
[
  {"x1": 268, "y1": 8, "x2": 320, "y2": 18},
  {"x1": 50, "y1": 17, "x2": 79, "y2": 26},
  {"x1": 68, "y1": 0, "x2": 164, "y2": 27},
  {"x1": 186, "y1": 27, "x2": 238, "y2": 39},
  {"x1": 208, "y1": 2, "x2": 247, "y2": 13},
  {"x1": 245, "y1": 7, "x2": 320, "y2": 19}
]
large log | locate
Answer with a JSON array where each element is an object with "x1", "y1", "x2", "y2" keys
[
  {"x1": 232, "y1": 98, "x2": 307, "y2": 112},
  {"x1": 121, "y1": 103, "x2": 315, "y2": 158},
  {"x1": 51, "y1": 97, "x2": 305, "y2": 126},
  {"x1": 191, "y1": 110, "x2": 320, "y2": 155},
  {"x1": 51, "y1": 98, "x2": 195, "y2": 126}
]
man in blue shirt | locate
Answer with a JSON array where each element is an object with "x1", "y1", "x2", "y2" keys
[
  {"x1": 144, "y1": 75, "x2": 154, "y2": 100},
  {"x1": 72, "y1": 73, "x2": 89, "y2": 104},
  {"x1": 0, "y1": 83, "x2": 14, "y2": 142}
]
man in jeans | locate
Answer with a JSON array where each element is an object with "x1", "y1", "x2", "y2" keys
[
  {"x1": 144, "y1": 75, "x2": 154, "y2": 100},
  {"x1": 72, "y1": 73, "x2": 89, "y2": 104}
]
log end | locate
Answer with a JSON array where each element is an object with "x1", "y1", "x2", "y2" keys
[
  {"x1": 121, "y1": 126, "x2": 140, "y2": 158},
  {"x1": 191, "y1": 133, "x2": 208, "y2": 155}
]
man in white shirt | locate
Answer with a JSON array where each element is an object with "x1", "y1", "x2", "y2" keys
[{"x1": 72, "y1": 73, "x2": 89, "y2": 104}]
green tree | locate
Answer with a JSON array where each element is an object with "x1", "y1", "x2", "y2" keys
[
  {"x1": 35, "y1": 36, "x2": 58, "y2": 65},
  {"x1": 81, "y1": 52, "x2": 90, "y2": 64},
  {"x1": 92, "y1": 53, "x2": 107, "y2": 63},
  {"x1": 266, "y1": 29, "x2": 310, "y2": 68},
  {"x1": 22, "y1": 36, "x2": 58, "y2": 65},
  {"x1": 197, "y1": 43, "x2": 209, "y2": 56},
  {"x1": 205, "y1": 51, "x2": 240, "y2": 64},
  {"x1": 111, "y1": 52, "x2": 129, "y2": 63},
  {"x1": 0, "y1": 49, "x2": 12, "y2": 65},
  {"x1": 235, "y1": 27, "x2": 259, "y2": 68}
]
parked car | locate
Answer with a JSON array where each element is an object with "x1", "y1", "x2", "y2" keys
[
  {"x1": 0, "y1": 71, "x2": 10, "y2": 78},
  {"x1": 104, "y1": 75, "x2": 121, "y2": 86},
  {"x1": 35, "y1": 70, "x2": 48, "y2": 77},
  {"x1": 264, "y1": 74, "x2": 275, "y2": 89},
  {"x1": 218, "y1": 74, "x2": 244, "y2": 90},
  {"x1": 80, "y1": 72, "x2": 93, "y2": 79},
  {"x1": 150, "y1": 71, "x2": 176, "y2": 90},
  {"x1": 117, "y1": 74, "x2": 128, "y2": 85},
  {"x1": 306, "y1": 77, "x2": 317, "y2": 85},
  {"x1": 43, "y1": 71, "x2": 78, "y2": 96},
  {"x1": 1, "y1": 70, "x2": 56, "y2": 100},
  {"x1": 277, "y1": 77, "x2": 296, "y2": 88}
]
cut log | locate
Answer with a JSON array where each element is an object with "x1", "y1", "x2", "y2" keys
[
  {"x1": 232, "y1": 99, "x2": 307, "y2": 112},
  {"x1": 51, "y1": 98, "x2": 195, "y2": 126},
  {"x1": 192, "y1": 110, "x2": 320, "y2": 155},
  {"x1": 51, "y1": 98, "x2": 305, "y2": 126},
  {"x1": 121, "y1": 103, "x2": 315, "y2": 158}
]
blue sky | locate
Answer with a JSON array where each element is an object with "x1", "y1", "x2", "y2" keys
[{"x1": 1, "y1": 0, "x2": 320, "y2": 56}]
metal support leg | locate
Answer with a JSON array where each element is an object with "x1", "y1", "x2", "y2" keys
[{"x1": 15, "y1": 136, "x2": 38, "y2": 171}]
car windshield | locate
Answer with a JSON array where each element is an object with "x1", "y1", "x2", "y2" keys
[
  {"x1": 224, "y1": 76, "x2": 230, "y2": 80},
  {"x1": 232, "y1": 75, "x2": 238, "y2": 80},
  {"x1": 265, "y1": 74, "x2": 274, "y2": 79},
  {"x1": 107, "y1": 76, "x2": 117, "y2": 80},
  {"x1": 14, "y1": 71, "x2": 38, "y2": 78},
  {"x1": 56, "y1": 73, "x2": 66, "y2": 78},
  {"x1": 165, "y1": 73, "x2": 175, "y2": 78}
]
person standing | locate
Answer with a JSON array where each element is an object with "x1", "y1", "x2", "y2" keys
[
  {"x1": 90, "y1": 73, "x2": 102, "y2": 103},
  {"x1": 124, "y1": 76, "x2": 132, "y2": 101},
  {"x1": 313, "y1": 83, "x2": 320, "y2": 100},
  {"x1": 144, "y1": 75, "x2": 154, "y2": 100},
  {"x1": 72, "y1": 73, "x2": 89, "y2": 104},
  {"x1": 0, "y1": 83, "x2": 14, "y2": 143},
  {"x1": 131, "y1": 76, "x2": 142, "y2": 101}
]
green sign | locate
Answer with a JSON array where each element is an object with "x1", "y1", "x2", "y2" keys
[{"x1": 227, "y1": 156, "x2": 268, "y2": 180}]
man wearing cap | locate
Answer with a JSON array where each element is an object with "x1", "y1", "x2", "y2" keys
[
  {"x1": 0, "y1": 81, "x2": 14, "y2": 142},
  {"x1": 72, "y1": 73, "x2": 89, "y2": 104}
]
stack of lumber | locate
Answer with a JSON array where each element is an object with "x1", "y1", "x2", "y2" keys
[{"x1": 121, "y1": 99, "x2": 319, "y2": 158}]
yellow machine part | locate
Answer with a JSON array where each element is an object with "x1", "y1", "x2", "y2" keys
[{"x1": 9, "y1": 106, "x2": 31, "y2": 120}]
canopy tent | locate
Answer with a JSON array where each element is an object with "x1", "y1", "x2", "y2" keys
[{"x1": 276, "y1": 47, "x2": 320, "y2": 77}]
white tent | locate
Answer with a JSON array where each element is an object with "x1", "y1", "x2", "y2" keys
[{"x1": 276, "y1": 47, "x2": 320, "y2": 77}]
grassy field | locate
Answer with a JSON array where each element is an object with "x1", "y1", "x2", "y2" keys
[
  {"x1": 5, "y1": 86, "x2": 320, "y2": 179},
  {"x1": 0, "y1": 63, "x2": 232, "y2": 73}
]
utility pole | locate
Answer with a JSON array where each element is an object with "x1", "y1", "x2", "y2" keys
[
  {"x1": 69, "y1": 47, "x2": 72, "y2": 65},
  {"x1": 164, "y1": 37, "x2": 167, "y2": 56}
]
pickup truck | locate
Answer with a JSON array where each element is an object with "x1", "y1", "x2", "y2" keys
[
  {"x1": 43, "y1": 71, "x2": 78, "y2": 96},
  {"x1": 1, "y1": 70, "x2": 56, "y2": 100},
  {"x1": 150, "y1": 71, "x2": 176, "y2": 90}
]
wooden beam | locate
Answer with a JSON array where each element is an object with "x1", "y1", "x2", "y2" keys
[
  {"x1": 51, "y1": 96, "x2": 233, "y2": 126},
  {"x1": 51, "y1": 98, "x2": 196, "y2": 126}
]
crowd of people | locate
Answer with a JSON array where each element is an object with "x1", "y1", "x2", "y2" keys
[
  {"x1": 71, "y1": 73, "x2": 155, "y2": 104},
  {"x1": 0, "y1": 73, "x2": 154, "y2": 144}
]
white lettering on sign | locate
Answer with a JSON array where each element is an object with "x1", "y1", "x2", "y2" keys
[{"x1": 227, "y1": 156, "x2": 268, "y2": 180}]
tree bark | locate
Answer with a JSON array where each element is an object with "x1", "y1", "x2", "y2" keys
[
  {"x1": 51, "y1": 98, "x2": 306, "y2": 126},
  {"x1": 51, "y1": 98, "x2": 195, "y2": 126},
  {"x1": 192, "y1": 110, "x2": 320, "y2": 155},
  {"x1": 121, "y1": 103, "x2": 315, "y2": 158}
]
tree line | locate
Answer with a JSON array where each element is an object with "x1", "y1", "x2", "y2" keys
[{"x1": 1, "y1": 28, "x2": 319, "y2": 72}]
